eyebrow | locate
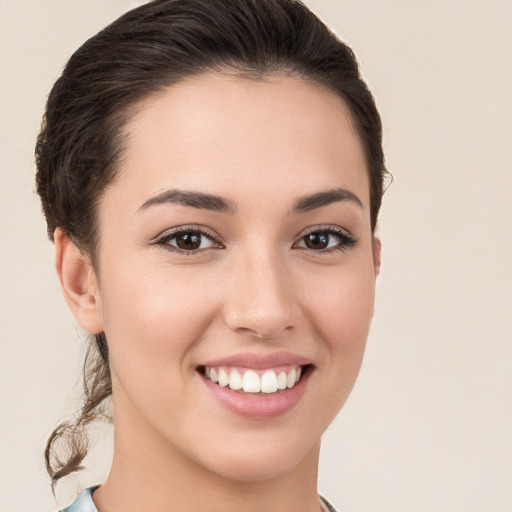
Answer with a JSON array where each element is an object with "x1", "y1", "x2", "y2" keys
[
  {"x1": 138, "y1": 187, "x2": 362, "y2": 215},
  {"x1": 290, "y1": 188, "x2": 363, "y2": 213},
  {"x1": 138, "y1": 189, "x2": 237, "y2": 214}
]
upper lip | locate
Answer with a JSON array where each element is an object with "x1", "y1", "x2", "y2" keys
[{"x1": 201, "y1": 351, "x2": 312, "y2": 369}]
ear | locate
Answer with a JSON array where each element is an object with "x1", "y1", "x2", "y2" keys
[
  {"x1": 372, "y1": 236, "x2": 382, "y2": 278},
  {"x1": 54, "y1": 228, "x2": 104, "y2": 334}
]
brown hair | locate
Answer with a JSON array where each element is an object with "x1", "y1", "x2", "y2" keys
[{"x1": 36, "y1": 0, "x2": 386, "y2": 490}]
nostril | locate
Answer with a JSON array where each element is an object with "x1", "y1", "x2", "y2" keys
[
  {"x1": 234, "y1": 324, "x2": 295, "y2": 340},
  {"x1": 223, "y1": 283, "x2": 296, "y2": 340}
]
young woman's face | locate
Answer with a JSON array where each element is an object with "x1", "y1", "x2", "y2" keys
[{"x1": 91, "y1": 73, "x2": 379, "y2": 481}]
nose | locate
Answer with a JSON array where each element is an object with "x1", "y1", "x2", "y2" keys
[{"x1": 223, "y1": 248, "x2": 296, "y2": 339}]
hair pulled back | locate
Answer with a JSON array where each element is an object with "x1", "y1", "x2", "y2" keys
[{"x1": 36, "y1": 0, "x2": 386, "y2": 490}]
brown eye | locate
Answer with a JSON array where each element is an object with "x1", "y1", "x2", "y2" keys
[
  {"x1": 175, "y1": 232, "x2": 202, "y2": 250},
  {"x1": 304, "y1": 232, "x2": 329, "y2": 250},
  {"x1": 159, "y1": 229, "x2": 220, "y2": 252},
  {"x1": 295, "y1": 227, "x2": 356, "y2": 252}
]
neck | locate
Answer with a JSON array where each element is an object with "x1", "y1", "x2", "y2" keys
[{"x1": 93, "y1": 405, "x2": 322, "y2": 512}]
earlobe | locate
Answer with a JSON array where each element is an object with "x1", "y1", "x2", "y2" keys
[
  {"x1": 372, "y1": 236, "x2": 382, "y2": 278},
  {"x1": 54, "y1": 228, "x2": 104, "y2": 334}
]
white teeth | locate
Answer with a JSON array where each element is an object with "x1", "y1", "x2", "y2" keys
[
  {"x1": 261, "y1": 370, "x2": 278, "y2": 393},
  {"x1": 218, "y1": 369, "x2": 229, "y2": 387},
  {"x1": 204, "y1": 365, "x2": 305, "y2": 394},
  {"x1": 287, "y1": 368, "x2": 296, "y2": 388},
  {"x1": 228, "y1": 370, "x2": 243, "y2": 390},
  {"x1": 243, "y1": 370, "x2": 261, "y2": 392},
  {"x1": 277, "y1": 371, "x2": 287, "y2": 390}
]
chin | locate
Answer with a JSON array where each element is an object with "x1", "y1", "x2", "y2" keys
[
  {"x1": 193, "y1": 431, "x2": 320, "y2": 483},
  {"x1": 209, "y1": 455, "x2": 305, "y2": 483}
]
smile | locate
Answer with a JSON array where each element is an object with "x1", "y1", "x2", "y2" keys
[
  {"x1": 197, "y1": 352, "x2": 314, "y2": 418},
  {"x1": 201, "y1": 365, "x2": 304, "y2": 394}
]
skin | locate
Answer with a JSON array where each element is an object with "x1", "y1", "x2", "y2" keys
[{"x1": 56, "y1": 73, "x2": 381, "y2": 512}]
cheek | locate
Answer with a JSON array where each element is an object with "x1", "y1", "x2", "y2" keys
[
  {"x1": 98, "y1": 262, "x2": 221, "y2": 378},
  {"x1": 307, "y1": 260, "x2": 376, "y2": 365}
]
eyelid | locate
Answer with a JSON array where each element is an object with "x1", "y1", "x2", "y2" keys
[
  {"x1": 293, "y1": 224, "x2": 356, "y2": 251},
  {"x1": 151, "y1": 225, "x2": 224, "y2": 252},
  {"x1": 298, "y1": 224, "x2": 352, "y2": 237},
  {"x1": 150, "y1": 224, "x2": 355, "y2": 254}
]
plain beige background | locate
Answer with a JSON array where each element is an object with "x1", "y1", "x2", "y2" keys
[{"x1": 1, "y1": 1, "x2": 511, "y2": 511}]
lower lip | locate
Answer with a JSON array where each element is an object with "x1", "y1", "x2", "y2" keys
[{"x1": 199, "y1": 367, "x2": 312, "y2": 419}]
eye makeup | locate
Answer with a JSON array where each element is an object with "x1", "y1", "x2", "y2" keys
[
  {"x1": 151, "y1": 225, "x2": 224, "y2": 255},
  {"x1": 150, "y1": 223, "x2": 356, "y2": 257},
  {"x1": 293, "y1": 225, "x2": 357, "y2": 253}
]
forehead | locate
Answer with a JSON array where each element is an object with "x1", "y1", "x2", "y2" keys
[{"x1": 109, "y1": 73, "x2": 369, "y2": 212}]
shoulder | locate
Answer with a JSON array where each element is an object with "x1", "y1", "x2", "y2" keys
[{"x1": 59, "y1": 487, "x2": 99, "y2": 512}]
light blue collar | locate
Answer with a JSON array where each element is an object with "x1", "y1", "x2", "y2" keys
[
  {"x1": 60, "y1": 486, "x2": 99, "y2": 512},
  {"x1": 60, "y1": 486, "x2": 338, "y2": 511}
]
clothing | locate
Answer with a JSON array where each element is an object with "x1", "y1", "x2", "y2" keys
[
  {"x1": 320, "y1": 496, "x2": 338, "y2": 512},
  {"x1": 60, "y1": 487, "x2": 98, "y2": 512},
  {"x1": 60, "y1": 486, "x2": 339, "y2": 512}
]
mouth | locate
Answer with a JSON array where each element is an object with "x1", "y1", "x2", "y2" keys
[
  {"x1": 197, "y1": 364, "x2": 313, "y2": 395},
  {"x1": 196, "y1": 352, "x2": 314, "y2": 418}
]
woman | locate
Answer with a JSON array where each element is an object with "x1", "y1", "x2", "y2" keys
[{"x1": 36, "y1": 0, "x2": 385, "y2": 510}]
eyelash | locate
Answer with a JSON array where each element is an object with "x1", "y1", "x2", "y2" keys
[
  {"x1": 153, "y1": 226, "x2": 223, "y2": 255},
  {"x1": 152, "y1": 225, "x2": 356, "y2": 255},
  {"x1": 293, "y1": 225, "x2": 356, "y2": 253}
]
